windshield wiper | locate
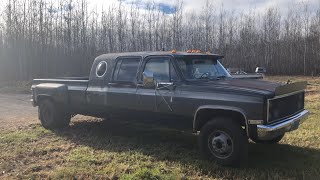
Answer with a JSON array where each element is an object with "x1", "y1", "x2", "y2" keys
[
  {"x1": 197, "y1": 72, "x2": 210, "y2": 79},
  {"x1": 196, "y1": 74, "x2": 227, "y2": 80},
  {"x1": 197, "y1": 76, "x2": 210, "y2": 80},
  {"x1": 216, "y1": 75, "x2": 228, "y2": 79},
  {"x1": 205, "y1": 76, "x2": 227, "y2": 81}
]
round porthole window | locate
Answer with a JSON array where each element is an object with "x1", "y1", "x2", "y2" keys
[{"x1": 96, "y1": 61, "x2": 107, "y2": 77}]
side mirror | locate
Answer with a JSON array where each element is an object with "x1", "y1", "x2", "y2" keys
[{"x1": 143, "y1": 71, "x2": 155, "y2": 88}]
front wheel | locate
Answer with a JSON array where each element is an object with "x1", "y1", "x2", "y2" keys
[
  {"x1": 198, "y1": 117, "x2": 248, "y2": 167},
  {"x1": 38, "y1": 99, "x2": 70, "y2": 129}
]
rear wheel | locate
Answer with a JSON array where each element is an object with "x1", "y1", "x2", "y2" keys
[
  {"x1": 198, "y1": 117, "x2": 248, "y2": 167},
  {"x1": 251, "y1": 133, "x2": 285, "y2": 144},
  {"x1": 38, "y1": 99, "x2": 70, "y2": 129}
]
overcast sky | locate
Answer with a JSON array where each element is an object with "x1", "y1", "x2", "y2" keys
[
  {"x1": 89, "y1": 0, "x2": 320, "y2": 15},
  {"x1": 0, "y1": 0, "x2": 319, "y2": 17}
]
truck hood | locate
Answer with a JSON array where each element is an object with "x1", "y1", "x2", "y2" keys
[
  {"x1": 219, "y1": 78, "x2": 280, "y2": 92},
  {"x1": 183, "y1": 78, "x2": 307, "y2": 97}
]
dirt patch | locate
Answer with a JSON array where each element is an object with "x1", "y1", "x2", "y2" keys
[{"x1": 0, "y1": 93, "x2": 38, "y2": 130}]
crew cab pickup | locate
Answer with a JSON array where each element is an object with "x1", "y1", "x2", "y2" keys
[{"x1": 31, "y1": 51, "x2": 309, "y2": 167}]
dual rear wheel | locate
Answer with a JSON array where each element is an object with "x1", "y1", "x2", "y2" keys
[{"x1": 38, "y1": 99, "x2": 71, "y2": 129}]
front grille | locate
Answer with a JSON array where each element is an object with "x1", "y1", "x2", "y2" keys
[{"x1": 267, "y1": 92, "x2": 305, "y2": 123}]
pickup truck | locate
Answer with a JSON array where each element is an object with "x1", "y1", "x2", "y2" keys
[{"x1": 31, "y1": 51, "x2": 309, "y2": 167}]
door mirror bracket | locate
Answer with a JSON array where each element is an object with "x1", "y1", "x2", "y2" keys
[{"x1": 143, "y1": 71, "x2": 155, "y2": 88}]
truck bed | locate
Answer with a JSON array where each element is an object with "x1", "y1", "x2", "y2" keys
[
  {"x1": 54, "y1": 76, "x2": 89, "y2": 80},
  {"x1": 33, "y1": 76, "x2": 89, "y2": 83},
  {"x1": 32, "y1": 77, "x2": 89, "y2": 110}
]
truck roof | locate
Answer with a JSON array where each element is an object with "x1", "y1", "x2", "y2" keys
[{"x1": 95, "y1": 51, "x2": 224, "y2": 61}]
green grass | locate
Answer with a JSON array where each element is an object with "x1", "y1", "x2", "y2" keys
[
  {"x1": 0, "y1": 125, "x2": 50, "y2": 144},
  {"x1": 0, "y1": 76, "x2": 320, "y2": 179}
]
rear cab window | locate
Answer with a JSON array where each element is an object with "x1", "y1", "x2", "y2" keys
[{"x1": 96, "y1": 61, "x2": 108, "y2": 77}]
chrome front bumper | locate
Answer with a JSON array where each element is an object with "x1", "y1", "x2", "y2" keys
[{"x1": 257, "y1": 110, "x2": 309, "y2": 140}]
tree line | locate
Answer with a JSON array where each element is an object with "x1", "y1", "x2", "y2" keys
[{"x1": 0, "y1": 0, "x2": 319, "y2": 81}]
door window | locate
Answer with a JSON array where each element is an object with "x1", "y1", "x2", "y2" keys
[
  {"x1": 170, "y1": 62, "x2": 179, "y2": 81},
  {"x1": 144, "y1": 57, "x2": 178, "y2": 82}
]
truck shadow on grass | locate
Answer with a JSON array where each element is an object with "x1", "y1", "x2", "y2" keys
[{"x1": 54, "y1": 117, "x2": 320, "y2": 176}]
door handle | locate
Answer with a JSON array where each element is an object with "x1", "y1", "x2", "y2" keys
[
  {"x1": 157, "y1": 82, "x2": 174, "y2": 86},
  {"x1": 156, "y1": 82, "x2": 175, "y2": 90},
  {"x1": 108, "y1": 82, "x2": 117, "y2": 86}
]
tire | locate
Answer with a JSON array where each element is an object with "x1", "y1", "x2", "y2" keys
[
  {"x1": 251, "y1": 134, "x2": 285, "y2": 144},
  {"x1": 38, "y1": 99, "x2": 70, "y2": 129},
  {"x1": 198, "y1": 117, "x2": 248, "y2": 167}
]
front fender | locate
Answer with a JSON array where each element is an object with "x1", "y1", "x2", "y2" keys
[{"x1": 193, "y1": 105, "x2": 249, "y2": 135}]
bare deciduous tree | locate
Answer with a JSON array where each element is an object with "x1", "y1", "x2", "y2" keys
[{"x1": 0, "y1": 0, "x2": 319, "y2": 82}]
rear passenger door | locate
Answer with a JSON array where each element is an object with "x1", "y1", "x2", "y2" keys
[{"x1": 107, "y1": 57, "x2": 141, "y2": 110}]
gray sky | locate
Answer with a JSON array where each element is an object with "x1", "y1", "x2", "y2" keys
[
  {"x1": 0, "y1": 0, "x2": 319, "y2": 18},
  {"x1": 89, "y1": 0, "x2": 320, "y2": 15}
]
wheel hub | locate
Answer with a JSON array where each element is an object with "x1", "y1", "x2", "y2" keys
[{"x1": 209, "y1": 130, "x2": 233, "y2": 159}]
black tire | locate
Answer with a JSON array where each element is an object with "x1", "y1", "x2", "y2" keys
[
  {"x1": 38, "y1": 99, "x2": 70, "y2": 129},
  {"x1": 198, "y1": 117, "x2": 248, "y2": 167},
  {"x1": 251, "y1": 134, "x2": 285, "y2": 144}
]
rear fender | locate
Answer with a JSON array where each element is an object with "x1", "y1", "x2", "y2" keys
[{"x1": 34, "y1": 83, "x2": 68, "y2": 106}]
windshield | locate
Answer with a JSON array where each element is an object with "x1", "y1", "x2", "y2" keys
[{"x1": 176, "y1": 57, "x2": 231, "y2": 80}]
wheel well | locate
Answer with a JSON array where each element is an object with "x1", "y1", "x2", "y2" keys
[
  {"x1": 194, "y1": 109, "x2": 246, "y2": 132},
  {"x1": 36, "y1": 95, "x2": 54, "y2": 106}
]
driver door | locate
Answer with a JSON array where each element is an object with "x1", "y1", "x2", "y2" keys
[{"x1": 136, "y1": 56, "x2": 179, "y2": 114}]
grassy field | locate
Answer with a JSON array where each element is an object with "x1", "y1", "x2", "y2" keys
[{"x1": 1, "y1": 76, "x2": 320, "y2": 179}]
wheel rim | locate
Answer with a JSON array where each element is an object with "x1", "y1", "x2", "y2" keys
[
  {"x1": 208, "y1": 130, "x2": 233, "y2": 159},
  {"x1": 41, "y1": 104, "x2": 53, "y2": 125}
]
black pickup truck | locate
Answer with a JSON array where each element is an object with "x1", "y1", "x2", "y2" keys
[{"x1": 31, "y1": 51, "x2": 309, "y2": 167}]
